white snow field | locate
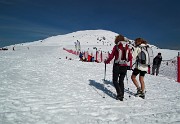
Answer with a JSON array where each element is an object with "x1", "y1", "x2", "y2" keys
[{"x1": 0, "y1": 30, "x2": 180, "y2": 124}]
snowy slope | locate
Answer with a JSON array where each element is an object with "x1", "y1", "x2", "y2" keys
[{"x1": 1, "y1": 30, "x2": 180, "y2": 124}]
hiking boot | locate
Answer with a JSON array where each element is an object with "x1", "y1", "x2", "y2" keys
[
  {"x1": 139, "y1": 92, "x2": 145, "y2": 99},
  {"x1": 116, "y1": 95, "x2": 124, "y2": 101},
  {"x1": 135, "y1": 88, "x2": 141, "y2": 97}
]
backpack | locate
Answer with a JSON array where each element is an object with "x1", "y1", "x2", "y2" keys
[
  {"x1": 114, "y1": 42, "x2": 131, "y2": 65},
  {"x1": 137, "y1": 46, "x2": 153, "y2": 66}
]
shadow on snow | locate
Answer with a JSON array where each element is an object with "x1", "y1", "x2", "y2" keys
[
  {"x1": 89, "y1": 79, "x2": 136, "y2": 99},
  {"x1": 89, "y1": 79, "x2": 116, "y2": 99}
]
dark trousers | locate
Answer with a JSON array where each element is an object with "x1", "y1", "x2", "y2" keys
[
  {"x1": 112, "y1": 65, "x2": 127, "y2": 97},
  {"x1": 152, "y1": 64, "x2": 160, "y2": 75}
]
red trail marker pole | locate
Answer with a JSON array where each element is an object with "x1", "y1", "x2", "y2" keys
[{"x1": 177, "y1": 52, "x2": 180, "y2": 83}]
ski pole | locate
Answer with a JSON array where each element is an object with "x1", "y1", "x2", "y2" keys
[
  {"x1": 104, "y1": 62, "x2": 106, "y2": 81},
  {"x1": 126, "y1": 72, "x2": 131, "y2": 98},
  {"x1": 103, "y1": 63, "x2": 106, "y2": 98},
  {"x1": 126, "y1": 73, "x2": 128, "y2": 88}
]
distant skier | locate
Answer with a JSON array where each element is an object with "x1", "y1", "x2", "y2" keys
[
  {"x1": 152, "y1": 53, "x2": 162, "y2": 76},
  {"x1": 131, "y1": 38, "x2": 149, "y2": 99},
  {"x1": 104, "y1": 34, "x2": 132, "y2": 101}
]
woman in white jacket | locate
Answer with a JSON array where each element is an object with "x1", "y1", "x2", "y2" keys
[{"x1": 131, "y1": 38, "x2": 148, "y2": 99}]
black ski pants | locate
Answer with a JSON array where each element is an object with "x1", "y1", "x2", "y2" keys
[
  {"x1": 112, "y1": 65, "x2": 127, "y2": 97},
  {"x1": 152, "y1": 64, "x2": 161, "y2": 76}
]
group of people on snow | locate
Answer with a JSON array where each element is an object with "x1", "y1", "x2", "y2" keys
[
  {"x1": 104, "y1": 34, "x2": 162, "y2": 101},
  {"x1": 79, "y1": 51, "x2": 95, "y2": 62}
]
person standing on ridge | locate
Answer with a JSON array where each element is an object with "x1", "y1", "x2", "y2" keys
[
  {"x1": 152, "y1": 53, "x2": 162, "y2": 76},
  {"x1": 104, "y1": 34, "x2": 132, "y2": 101},
  {"x1": 131, "y1": 38, "x2": 149, "y2": 99}
]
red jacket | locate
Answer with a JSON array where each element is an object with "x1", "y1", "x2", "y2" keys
[{"x1": 106, "y1": 42, "x2": 133, "y2": 66}]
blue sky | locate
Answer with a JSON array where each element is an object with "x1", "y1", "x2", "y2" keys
[{"x1": 0, "y1": 0, "x2": 180, "y2": 49}]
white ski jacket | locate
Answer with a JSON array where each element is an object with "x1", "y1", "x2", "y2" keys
[{"x1": 132, "y1": 44, "x2": 148, "y2": 72}]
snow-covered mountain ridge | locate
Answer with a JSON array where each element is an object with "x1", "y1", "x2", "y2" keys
[{"x1": 22, "y1": 30, "x2": 117, "y2": 46}]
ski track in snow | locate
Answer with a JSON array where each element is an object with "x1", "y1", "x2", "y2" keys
[{"x1": 0, "y1": 44, "x2": 180, "y2": 124}]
